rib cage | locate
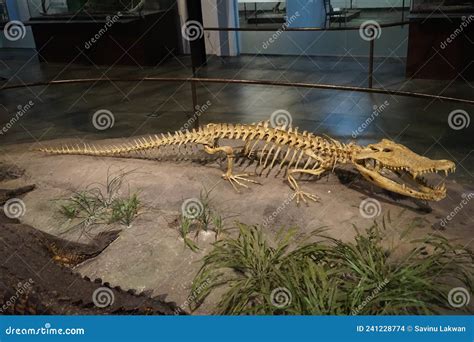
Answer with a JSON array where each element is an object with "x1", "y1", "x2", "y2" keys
[{"x1": 39, "y1": 122, "x2": 355, "y2": 175}]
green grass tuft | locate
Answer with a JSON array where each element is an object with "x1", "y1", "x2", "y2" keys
[
  {"x1": 190, "y1": 219, "x2": 473, "y2": 315},
  {"x1": 178, "y1": 187, "x2": 232, "y2": 252},
  {"x1": 109, "y1": 193, "x2": 141, "y2": 227},
  {"x1": 57, "y1": 170, "x2": 141, "y2": 235}
]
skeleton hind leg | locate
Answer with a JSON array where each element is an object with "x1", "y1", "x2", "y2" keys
[
  {"x1": 287, "y1": 167, "x2": 326, "y2": 205},
  {"x1": 203, "y1": 145, "x2": 260, "y2": 192}
]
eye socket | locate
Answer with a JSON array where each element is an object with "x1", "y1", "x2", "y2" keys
[{"x1": 383, "y1": 148, "x2": 392, "y2": 152}]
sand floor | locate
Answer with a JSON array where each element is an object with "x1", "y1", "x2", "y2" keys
[{"x1": 1, "y1": 139, "x2": 473, "y2": 313}]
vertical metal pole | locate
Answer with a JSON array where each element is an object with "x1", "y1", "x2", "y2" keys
[
  {"x1": 401, "y1": 0, "x2": 405, "y2": 22},
  {"x1": 186, "y1": 0, "x2": 207, "y2": 69},
  {"x1": 255, "y1": 3, "x2": 257, "y2": 25},
  {"x1": 191, "y1": 83, "x2": 199, "y2": 128},
  {"x1": 185, "y1": 0, "x2": 204, "y2": 128},
  {"x1": 368, "y1": 37, "x2": 375, "y2": 89},
  {"x1": 191, "y1": 67, "x2": 199, "y2": 129}
]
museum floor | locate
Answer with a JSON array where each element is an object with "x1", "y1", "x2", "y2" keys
[{"x1": 0, "y1": 48, "x2": 473, "y2": 186}]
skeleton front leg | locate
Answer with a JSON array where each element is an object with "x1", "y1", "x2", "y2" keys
[{"x1": 203, "y1": 145, "x2": 260, "y2": 192}]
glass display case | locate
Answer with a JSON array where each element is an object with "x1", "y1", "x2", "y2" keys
[
  {"x1": 0, "y1": 0, "x2": 8, "y2": 23},
  {"x1": 25, "y1": 0, "x2": 179, "y2": 66},
  {"x1": 27, "y1": 0, "x2": 163, "y2": 18},
  {"x1": 238, "y1": 1, "x2": 413, "y2": 29},
  {"x1": 411, "y1": 0, "x2": 474, "y2": 13}
]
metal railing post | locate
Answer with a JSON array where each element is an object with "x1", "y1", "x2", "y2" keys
[
  {"x1": 191, "y1": 80, "x2": 199, "y2": 129},
  {"x1": 402, "y1": 0, "x2": 405, "y2": 22},
  {"x1": 191, "y1": 67, "x2": 199, "y2": 129},
  {"x1": 368, "y1": 29, "x2": 375, "y2": 89}
]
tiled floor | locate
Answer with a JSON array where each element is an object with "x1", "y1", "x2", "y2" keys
[{"x1": 0, "y1": 49, "x2": 472, "y2": 185}]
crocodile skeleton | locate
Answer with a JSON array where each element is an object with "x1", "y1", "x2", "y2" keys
[{"x1": 40, "y1": 122, "x2": 456, "y2": 203}]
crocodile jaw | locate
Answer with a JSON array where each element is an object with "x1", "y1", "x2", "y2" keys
[
  {"x1": 352, "y1": 139, "x2": 455, "y2": 201},
  {"x1": 354, "y1": 163, "x2": 451, "y2": 201}
]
